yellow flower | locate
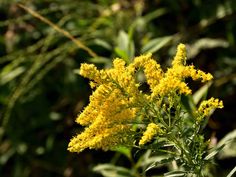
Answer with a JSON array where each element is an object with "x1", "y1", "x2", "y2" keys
[
  {"x1": 113, "y1": 58, "x2": 126, "y2": 71},
  {"x1": 130, "y1": 53, "x2": 164, "y2": 91},
  {"x1": 196, "y1": 97, "x2": 224, "y2": 121},
  {"x1": 172, "y1": 43, "x2": 187, "y2": 67},
  {"x1": 80, "y1": 63, "x2": 101, "y2": 83},
  {"x1": 151, "y1": 44, "x2": 213, "y2": 98},
  {"x1": 152, "y1": 77, "x2": 192, "y2": 96},
  {"x1": 76, "y1": 83, "x2": 113, "y2": 126},
  {"x1": 69, "y1": 74, "x2": 138, "y2": 152},
  {"x1": 68, "y1": 115, "x2": 132, "y2": 152},
  {"x1": 68, "y1": 43, "x2": 219, "y2": 153},
  {"x1": 139, "y1": 123, "x2": 160, "y2": 145}
]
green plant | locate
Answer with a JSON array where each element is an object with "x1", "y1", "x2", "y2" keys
[
  {"x1": 1, "y1": 1, "x2": 236, "y2": 177},
  {"x1": 68, "y1": 44, "x2": 225, "y2": 177}
]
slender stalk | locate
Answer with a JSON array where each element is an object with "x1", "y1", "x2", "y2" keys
[{"x1": 17, "y1": 3, "x2": 98, "y2": 58}]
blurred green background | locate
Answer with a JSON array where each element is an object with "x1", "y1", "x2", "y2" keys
[{"x1": 0, "y1": 0, "x2": 236, "y2": 177}]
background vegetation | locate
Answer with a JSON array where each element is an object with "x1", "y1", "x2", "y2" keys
[{"x1": 0, "y1": 0, "x2": 235, "y2": 177}]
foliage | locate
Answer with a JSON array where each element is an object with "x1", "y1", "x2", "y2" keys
[{"x1": 0, "y1": 0, "x2": 236, "y2": 177}]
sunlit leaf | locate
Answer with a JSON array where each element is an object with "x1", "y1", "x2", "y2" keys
[
  {"x1": 193, "y1": 82, "x2": 212, "y2": 104},
  {"x1": 217, "y1": 129, "x2": 236, "y2": 159},
  {"x1": 93, "y1": 164, "x2": 134, "y2": 177},
  {"x1": 141, "y1": 36, "x2": 172, "y2": 54},
  {"x1": 227, "y1": 166, "x2": 236, "y2": 177},
  {"x1": 144, "y1": 156, "x2": 176, "y2": 172},
  {"x1": 92, "y1": 39, "x2": 112, "y2": 50},
  {"x1": 115, "y1": 30, "x2": 135, "y2": 62},
  {"x1": 164, "y1": 170, "x2": 186, "y2": 177},
  {"x1": 189, "y1": 38, "x2": 229, "y2": 58},
  {"x1": 0, "y1": 66, "x2": 25, "y2": 85},
  {"x1": 112, "y1": 146, "x2": 132, "y2": 159},
  {"x1": 204, "y1": 144, "x2": 225, "y2": 160},
  {"x1": 114, "y1": 47, "x2": 129, "y2": 61},
  {"x1": 143, "y1": 8, "x2": 168, "y2": 22},
  {"x1": 89, "y1": 57, "x2": 111, "y2": 64}
]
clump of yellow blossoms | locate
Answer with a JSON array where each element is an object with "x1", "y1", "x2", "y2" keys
[
  {"x1": 139, "y1": 123, "x2": 161, "y2": 145},
  {"x1": 196, "y1": 97, "x2": 223, "y2": 121},
  {"x1": 68, "y1": 43, "x2": 223, "y2": 153}
]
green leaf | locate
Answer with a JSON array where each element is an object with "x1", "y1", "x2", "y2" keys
[
  {"x1": 128, "y1": 8, "x2": 167, "y2": 37},
  {"x1": 0, "y1": 147, "x2": 15, "y2": 165},
  {"x1": 115, "y1": 30, "x2": 135, "y2": 62},
  {"x1": 93, "y1": 164, "x2": 133, "y2": 177},
  {"x1": 217, "y1": 129, "x2": 236, "y2": 159},
  {"x1": 117, "y1": 30, "x2": 129, "y2": 52},
  {"x1": 92, "y1": 39, "x2": 112, "y2": 50},
  {"x1": 227, "y1": 166, "x2": 236, "y2": 177},
  {"x1": 141, "y1": 36, "x2": 172, "y2": 54},
  {"x1": 128, "y1": 40, "x2": 135, "y2": 61},
  {"x1": 73, "y1": 69, "x2": 80, "y2": 75},
  {"x1": 193, "y1": 82, "x2": 212, "y2": 104},
  {"x1": 181, "y1": 95, "x2": 195, "y2": 118},
  {"x1": 0, "y1": 66, "x2": 25, "y2": 85},
  {"x1": 89, "y1": 57, "x2": 111, "y2": 64},
  {"x1": 144, "y1": 156, "x2": 176, "y2": 172},
  {"x1": 143, "y1": 8, "x2": 168, "y2": 22},
  {"x1": 164, "y1": 171, "x2": 186, "y2": 177},
  {"x1": 114, "y1": 47, "x2": 129, "y2": 61},
  {"x1": 188, "y1": 38, "x2": 229, "y2": 58},
  {"x1": 204, "y1": 144, "x2": 225, "y2": 160},
  {"x1": 112, "y1": 146, "x2": 132, "y2": 160}
]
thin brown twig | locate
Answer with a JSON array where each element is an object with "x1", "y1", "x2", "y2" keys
[{"x1": 17, "y1": 3, "x2": 98, "y2": 58}]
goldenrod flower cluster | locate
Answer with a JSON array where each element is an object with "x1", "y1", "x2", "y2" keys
[
  {"x1": 68, "y1": 59, "x2": 140, "y2": 152},
  {"x1": 196, "y1": 97, "x2": 224, "y2": 121},
  {"x1": 68, "y1": 43, "x2": 223, "y2": 153},
  {"x1": 151, "y1": 44, "x2": 213, "y2": 97},
  {"x1": 139, "y1": 123, "x2": 160, "y2": 145}
]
